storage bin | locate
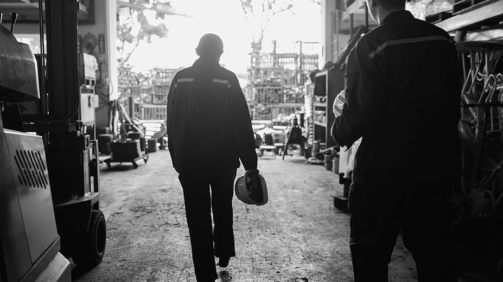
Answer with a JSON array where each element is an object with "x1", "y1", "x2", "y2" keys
[
  {"x1": 324, "y1": 154, "x2": 333, "y2": 170},
  {"x1": 148, "y1": 139, "x2": 157, "y2": 153},
  {"x1": 111, "y1": 141, "x2": 141, "y2": 160},
  {"x1": 98, "y1": 134, "x2": 113, "y2": 155},
  {"x1": 332, "y1": 157, "x2": 339, "y2": 174}
]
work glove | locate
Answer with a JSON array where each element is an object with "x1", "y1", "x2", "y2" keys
[
  {"x1": 333, "y1": 90, "x2": 346, "y2": 118},
  {"x1": 245, "y1": 169, "x2": 263, "y2": 203}
]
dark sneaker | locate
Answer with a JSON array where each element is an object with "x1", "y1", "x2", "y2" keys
[{"x1": 217, "y1": 256, "x2": 230, "y2": 268}]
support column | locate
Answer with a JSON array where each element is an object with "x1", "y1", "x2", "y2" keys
[
  {"x1": 46, "y1": 0, "x2": 80, "y2": 120},
  {"x1": 320, "y1": 0, "x2": 336, "y2": 68}
]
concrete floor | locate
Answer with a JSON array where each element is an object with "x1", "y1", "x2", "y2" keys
[{"x1": 71, "y1": 149, "x2": 496, "y2": 282}]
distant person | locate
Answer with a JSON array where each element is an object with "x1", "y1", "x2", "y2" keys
[
  {"x1": 283, "y1": 116, "x2": 305, "y2": 155},
  {"x1": 254, "y1": 131, "x2": 263, "y2": 148},
  {"x1": 166, "y1": 33, "x2": 259, "y2": 282},
  {"x1": 331, "y1": 0, "x2": 460, "y2": 281}
]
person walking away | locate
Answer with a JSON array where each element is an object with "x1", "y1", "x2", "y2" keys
[
  {"x1": 166, "y1": 33, "x2": 259, "y2": 282},
  {"x1": 331, "y1": 0, "x2": 461, "y2": 281}
]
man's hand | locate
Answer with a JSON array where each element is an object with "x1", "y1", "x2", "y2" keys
[
  {"x1": 333, "y1": 90, "x2": 346, "y2": 118},
  {"x1": 245, "y1": 169, "x2": 263, "y2": 203},
  {"x1": 245, "y1": 169, "x2": 259, "y2": 183}
]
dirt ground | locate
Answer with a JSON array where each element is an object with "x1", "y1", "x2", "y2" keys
[{"x1": 71, "y1": 149, "x2": 420, "y2": 282}]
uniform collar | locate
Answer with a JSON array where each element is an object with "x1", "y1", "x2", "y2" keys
[
  {"x1": 193, "y1": 57, "x2": 221, "y2": 68},
  {"x1": 381, "y1": 10, "x2": 414, "y2": 25}
]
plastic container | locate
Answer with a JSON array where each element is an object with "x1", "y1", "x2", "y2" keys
[
  {"x1": 148, "y1": 139, "x2": 157, "y2": 153},
  {"x1": 304, "y1": 146, "x2": 312, "y2": 159},
  {"x1": 111, "y1": 141, "x2": 141, "y2": 159},
  {"x1": 332, "y1": 157, "x2": 339, "y2": 174},
  {"x1": 324, "y1": 154, "x2": 333, "y2": 170},
  {"x1": 97, "y1": 134, "x2": 113, "y2": 155}
]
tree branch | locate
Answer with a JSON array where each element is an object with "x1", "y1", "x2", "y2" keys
[
  {"x1": 239, "y1": 0, "x2": 256, "y2": 42},
  {"x1": 121, "y1": 39, "x2": 141, "y2": 65},
  {"x1": 236, "y1": 0, "x2": 301, "y2": 45}
]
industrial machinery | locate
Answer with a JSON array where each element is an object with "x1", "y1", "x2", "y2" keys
[
  {"x1": 1, "y1": 0, "x2": 106, "y2": 279},
  {"x1": 0, "y1": 16, "x2": 71, "y2": 282}
]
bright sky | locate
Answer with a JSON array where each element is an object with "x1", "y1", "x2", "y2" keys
[{"x1": 127, "y1": 0, "x2": 321, "y2": 75}]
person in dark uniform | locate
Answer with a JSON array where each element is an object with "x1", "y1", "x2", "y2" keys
[
  {"x1": 166, "y1": 34, "x2": 258, "y2": 282},
  {"x1": 331, "y1": 0, "x2": 461, "y2": 281}
]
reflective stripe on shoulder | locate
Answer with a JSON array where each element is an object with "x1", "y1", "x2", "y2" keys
[
  {"x1": 213, "y1": 79, "x2": 231, "y2": 88},
  {"x1": 177, "y1": 78, "x2": 194, "y2": 82},
  {"x1": 175, "y1": 77, "x2": 194, "y2": 88},
  {"x1": 369, "y1": 36, "x2": 454, "y2": 59}
]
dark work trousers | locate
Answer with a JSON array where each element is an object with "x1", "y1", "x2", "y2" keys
[
  {"x1": 349, "y1": 178, "x2": 457, "y2": 282},
  {"x1": 178, "y1": 169, "x2": 237, "y2": 282}
]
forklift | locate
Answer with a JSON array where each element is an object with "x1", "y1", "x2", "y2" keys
[{"x1": 0, "y1": 0, "x2": 106, "y2": 280}]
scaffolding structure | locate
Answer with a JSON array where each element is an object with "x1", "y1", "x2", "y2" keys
[
  {"x1": 248, "y1": 41, "x2": 319, "y2": 120},
  {"x1": 118, "y1": 67, "x2": 179, "y2": 121}
]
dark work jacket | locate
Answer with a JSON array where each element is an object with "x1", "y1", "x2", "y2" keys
[
  {"x1": 331, "y1": 11, "x2": 461, "y2": 184},
  {"x1": 167, "y1": 58, "x2": 257, "y2": 173}
]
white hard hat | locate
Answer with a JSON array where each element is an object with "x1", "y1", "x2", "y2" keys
[{"x1": 235, "y1": 172, "x2": 268, "y2": 206}]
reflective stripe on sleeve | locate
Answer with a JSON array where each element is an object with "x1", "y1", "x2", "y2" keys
[
  {"x1": 369, "y1": 36, "x2": 454, "y2": 59},
  {"x1": 213, "y1": 79, "x2": 232, "y2": 88}
]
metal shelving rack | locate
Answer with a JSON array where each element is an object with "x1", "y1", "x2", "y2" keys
[
  {"x1": 434, "y1": 2, "x2": 503, "y2": 280},
  {"x1": 436, "y1": 0, "x2": 503, "y2": 32},
  {"x1": 311, "y1": 67, "x2": 345, "y2": 149}
]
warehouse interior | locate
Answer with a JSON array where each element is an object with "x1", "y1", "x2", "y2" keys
[{"x1": 0, "y1": 0, "x2": 503, "y2": 281}]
